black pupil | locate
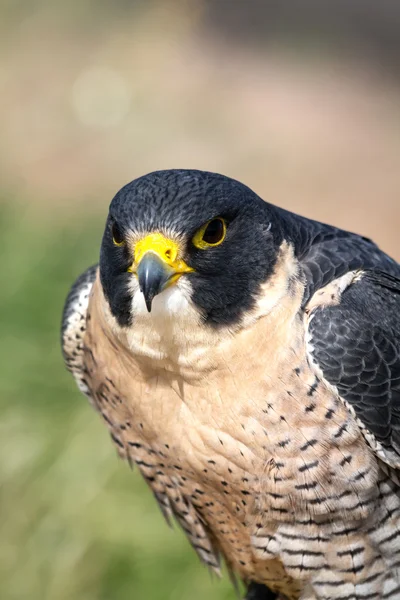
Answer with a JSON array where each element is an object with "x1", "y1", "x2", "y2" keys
[
  {"x1": 112, "y1": 222, "x2": 124, "y2": 244},
  {"x1": 202, "y1": 219, "x2": 224, "y2": 244}
]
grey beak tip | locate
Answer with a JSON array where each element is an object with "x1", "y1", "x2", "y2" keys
[{"x1": 137, "y1": 253, "x2": 172, "y2": 312}]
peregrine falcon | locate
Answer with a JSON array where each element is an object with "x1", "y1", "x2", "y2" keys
[{"x1": 62, "y1": 170, "x2": 400, "y2": 600}]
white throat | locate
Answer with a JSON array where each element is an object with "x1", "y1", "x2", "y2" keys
[
  {"x1": 131, "y1": 281, "x2": 192, "y2": 319},
  {"x1": 122, "y1": 277, "x2": 223, "y2": 374}
]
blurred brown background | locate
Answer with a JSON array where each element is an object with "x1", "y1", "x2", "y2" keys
[
  {"x1": 1, "y1": 0, "x2": 400, "y2": 251},
  {"x1": 1, "y1": 2, "x2": 399, "y2": 599}
]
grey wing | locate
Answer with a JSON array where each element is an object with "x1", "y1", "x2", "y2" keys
[
  {"x1": 306, "y1": 269, "x2": 400, "y2": 469},
  {"x1": 61, "y1": 265, "x2": 98, "y2": 403}
]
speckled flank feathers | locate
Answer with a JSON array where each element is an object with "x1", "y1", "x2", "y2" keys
[
  {"x1": 62, "y1": 170, "x2": 400, "y2": 599},
  {"x1": 61, "y1": 265, "x2": 97, "y2": 403}
]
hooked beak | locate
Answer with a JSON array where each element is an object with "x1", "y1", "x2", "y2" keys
[
  {"x1": 137, "y1": 253, "x2": 176, "y2": 312},
  {"x1": 129, "y1": 233, "x2": 194, "y2": 312}
]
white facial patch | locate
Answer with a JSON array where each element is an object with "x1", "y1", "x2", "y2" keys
[
  {"x1": 124, "y1": 276, "x2": 223, "y2": 369},
  {"x1": 131, "y1": 280, "x2": 192, "y2": 319}
]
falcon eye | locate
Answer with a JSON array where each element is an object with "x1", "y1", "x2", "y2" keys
[
  {"x1": 192, "y1": 218, "x2": 226, "y2": 249},
  {"x1": 112, "y1": 222, "x2": 125, "y2": 247}
]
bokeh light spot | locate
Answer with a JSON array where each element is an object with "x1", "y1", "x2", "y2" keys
[{"x1": 71, "y1": 66, "x2": 131, "y2": 129}]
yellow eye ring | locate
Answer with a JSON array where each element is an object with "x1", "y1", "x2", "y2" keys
[
  {"x1": 192, "y1": 218, "x2": 226, "y2": 249},
  {"x1": 112, "y1": 222, "x2": 125, "y2": 247}
]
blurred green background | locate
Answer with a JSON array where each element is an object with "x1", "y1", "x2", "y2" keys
[{"x1": 1, "y1": 2, "x2": 400, "y2": 599}]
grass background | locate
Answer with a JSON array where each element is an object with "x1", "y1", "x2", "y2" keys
[{"x1": 1, "y1": 2, "x2": 400, "y2": 599}]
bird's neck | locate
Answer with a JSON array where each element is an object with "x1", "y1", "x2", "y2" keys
[{"x1": 95, "y1": 246, "x2": 304, "y2": 381}]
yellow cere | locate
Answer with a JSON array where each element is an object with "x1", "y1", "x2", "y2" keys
[{"x1": 128, "y1": 233, "x2": 194, "y2": 274}]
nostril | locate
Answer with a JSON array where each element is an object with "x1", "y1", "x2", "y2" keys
[{"x1": 165, "y1": 249, "x2": 172, "y2": 260}]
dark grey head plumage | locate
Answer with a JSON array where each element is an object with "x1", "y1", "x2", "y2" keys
[
  {"x1": 100, "y1": 170, "x2": 285, "y2": 326},
  {"x1": 99, "y1": 169, "x2": 399, "y2": 328}
]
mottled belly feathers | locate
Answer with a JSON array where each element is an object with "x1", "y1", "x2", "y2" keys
[{"x1": 63, "y1": 271, "x2": 400, "y2": 599}]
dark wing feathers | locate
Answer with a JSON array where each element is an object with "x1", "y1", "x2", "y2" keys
[
  {"x1": 300, "y1": 238, "x2": 397, "y2": 306},
  {"x1": 284, "y1": 208, "x2": 400, "y2": 465},
  {"x1": 277, "y1": 205, "x2": 399, "y2": 304},
  {"x1": 308, "y1": 270, "x2": 400, "y2": 466}
]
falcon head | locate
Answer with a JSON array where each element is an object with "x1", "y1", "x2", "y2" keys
[{"x1": 99, "y1": 169, "x2": 288, "y2": 328}]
